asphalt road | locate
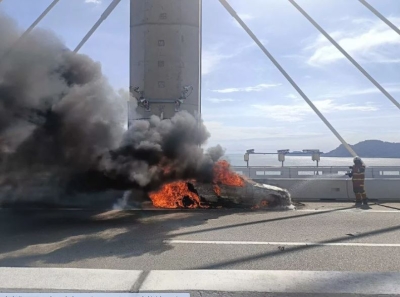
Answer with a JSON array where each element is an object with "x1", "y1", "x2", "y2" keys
[{"x1": 1, "y1": 202, "x2": 400, "y2": 271}]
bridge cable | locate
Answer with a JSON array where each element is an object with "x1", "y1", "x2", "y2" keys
[
  {"x1": 73, "y1": 0, "x2": 121, "y2": 53},
  {"x1": 0, "y1": 0, "x2": 60, "y2": 63},
  {"x1": 218, "y1": 0, "x2": 358, "y2": 158},
  {"x1": 358, "y1": 0, "x2": 400, "y2": 36},
  {"x1": 288, "y1": 0, "x2": 400, "y2": 111}
]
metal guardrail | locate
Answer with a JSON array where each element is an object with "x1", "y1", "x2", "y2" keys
[{"x1": 232, "y1": 166, "x2": 400, "y2": 179}]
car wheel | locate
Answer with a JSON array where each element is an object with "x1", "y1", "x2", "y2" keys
[{"x1": 259, "y1": 199, "x2": 269, "y2": 208}]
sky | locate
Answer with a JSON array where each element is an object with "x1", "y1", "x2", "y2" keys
[{"x1": 1, "y1": 0, "x2": 400, "y2": 154}]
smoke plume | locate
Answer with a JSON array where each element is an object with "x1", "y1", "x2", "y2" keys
[
  {"x1": 0, "y1": 13, "x2": 126, "y2": 168},
  {"x1": 0, "y1": 12, "x2": 223, "y2": 204}
]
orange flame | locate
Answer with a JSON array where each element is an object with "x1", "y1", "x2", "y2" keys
[
  {"x1": 213, "y1": 185, "x2": 221, "y2": 196},
  {"x1": 149, "y1": 181, "x2": 205, "y2": 209},
  {"x1": 148, "y1": 160, "x2": 244, "y2": 208},
  {"x1": 213, "y1": 160, "x2": 244, "y2": 187}
]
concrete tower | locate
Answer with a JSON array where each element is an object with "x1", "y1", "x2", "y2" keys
[{"x1": 129, "y1": 0, "x2": 201, "y2": 125}]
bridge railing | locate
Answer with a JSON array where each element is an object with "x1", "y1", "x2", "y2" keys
[{"x1": 231, "y1": 166, "x2": 400, "y2": 179}]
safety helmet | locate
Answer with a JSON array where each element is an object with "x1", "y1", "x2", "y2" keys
[{"x1": 353, "y1": 156, "x2": 362, "y2": 163}]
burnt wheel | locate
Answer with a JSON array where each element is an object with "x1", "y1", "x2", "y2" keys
[{"x1": 259, "y1": 199, "x2": 269, "y2": 208}]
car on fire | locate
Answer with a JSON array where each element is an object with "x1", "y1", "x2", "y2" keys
[
  {"x1": 146, "y1": 174, "x2": 294, "y2": 210},
  {"x1": 193, "y1": 178, "x2": 293, "y2": 210}
]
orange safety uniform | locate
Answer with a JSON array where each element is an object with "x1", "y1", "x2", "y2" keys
[{"x1": 350, "y1": 163, "x2": 367, "y2": 201}]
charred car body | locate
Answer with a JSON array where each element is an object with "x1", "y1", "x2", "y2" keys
[
  {"x1": 191, "y1": 179, "x2": 293, "y2": 209},
  {"x1": 145, "y1": 177, "x2": 293, "y2": 210}
]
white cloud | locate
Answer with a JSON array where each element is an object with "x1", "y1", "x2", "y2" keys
[
  {"x1": 238, "y1": 13, "x2": 255, "y2": 21},
  {"x1": 351, "y1": 86, "x2": 400, "y2": 95},
  {"x1": 320, "y1": 84, "x2": 400, "y2": 99},
  {"x1": 286, "y1": 93, "x2": 298, "y2": 99},
  {"x1": 232, "y1": 13, "x2": 256, "y2": 27},
  {"x1": 202, "y1": 43, "x2": 256, "y2": 75},
  {"x1": 85, "y1": 0, "x2": 101, "y2": 3},
  {"x1": 206, "y1": 98, "x2": 236, "y2": 103},
  {"x1": 205, "y1": 121, "x2": 279, "y2": 141},
  {"x1": 202, "y1": 50, "x2": 233, "y2": 75},
  {"x1": 204, "y1": 121, "x2": 322, "y2": 142},
  {"x1": 251, "y1": 99, "x2": 378, "y2": 122},
  {"x1": 305, "y1": 17, "x2": 400, "y2": 66},
  {"x1": 212, "y1": 83, "x2": 281, "y2": 93},
  {"x1": 203, "y1": 121, "x2": 329, "y2": 153}
]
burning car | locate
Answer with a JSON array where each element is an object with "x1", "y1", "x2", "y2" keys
[
  {"x1": 148, "y1": 160, "x2": 293, "y2": 210},
  {"x1": 148, "y1": 179, "x2": 293, "y2": 210},
  {"x1": 197, "y1": 179, "x2": 292, "y2": 209}
]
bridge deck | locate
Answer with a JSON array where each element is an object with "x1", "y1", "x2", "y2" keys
[{"x1": 2, "y1": 203, "x2": 400, "y2": 295}]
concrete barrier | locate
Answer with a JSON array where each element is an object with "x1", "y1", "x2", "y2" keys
[
  {"x1": 232, "y1": 166, "x2": 400, "y2": 201},
  {"x1": 250, "y1": 178, "x2": 400, "y2": 201},
  {"x1": 233, "y1": 166, "x2": 400, "y2": 180}
]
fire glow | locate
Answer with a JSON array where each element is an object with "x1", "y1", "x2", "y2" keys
[
  {"x1": 149, "y1": 160, "x2": 244, "y2": 209},
  {"x1": 148, "y1": 180, "x2": 204, "y2": 209},
  {"x1": 213, "y1": 159, "x2": 244, "y2": 184}
]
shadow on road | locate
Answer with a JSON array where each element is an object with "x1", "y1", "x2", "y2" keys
[
  {"x1": 375, "y1": 203, "x2": 400, "y2": 211},
  {"x1": 0, "y1": 208, "x2": 234, "y2": 266},
  {"x1": 171, "y1": 205, "x2": 355, "y2": 237},
  {"x1": 0, "y1": 204, "x2": 367, "y2": 267},
  {"x1": 195, "y1": 220, "x2": 400, "y2": 269}
]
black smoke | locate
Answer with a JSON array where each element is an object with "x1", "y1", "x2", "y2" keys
[
  {"x1": 0, "y1": 12, "x2": 223, "y2": 204},
  {"x1": 0, "y1": 13, "x2": 125, "y2": 169}
]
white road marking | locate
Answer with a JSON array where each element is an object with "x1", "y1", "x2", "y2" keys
[
  {"x1": 165, "y1": 239, "x2": 400, "y2": 247},
  {"x1": 296, "y1": 208, "x2": 400, "y2": 213}
]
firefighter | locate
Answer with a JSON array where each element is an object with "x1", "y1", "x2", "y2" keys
[{"x1": 347, "y1": 156, "x2": 367, "y2": 206}]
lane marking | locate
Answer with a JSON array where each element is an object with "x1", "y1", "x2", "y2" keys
[
  {"x1": 165, "y1": 239, "x2": 400, "y2": 247},
  {"x1": 1, "y1": 207, "x2": 399, "y2": 213},
  {"x1": 296, "y1": 209, "x2": 400, "y2": 213}
]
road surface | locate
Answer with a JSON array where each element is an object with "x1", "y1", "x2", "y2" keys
[{"x1": 1, "y1": 202, "x2": 400, "y2": 295}]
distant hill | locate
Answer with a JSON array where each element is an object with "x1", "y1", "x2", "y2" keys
[{"x1": 324, "y1": 140, "x2": 400, "y2": 158}]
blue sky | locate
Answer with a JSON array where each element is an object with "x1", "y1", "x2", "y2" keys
[{"x1": 1, "y1": 0, "x2": 400, "y2": 153}]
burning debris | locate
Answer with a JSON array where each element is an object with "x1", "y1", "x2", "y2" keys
[{"x1": 0, "y1": 12, "x2": 293, "y2": 210}]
